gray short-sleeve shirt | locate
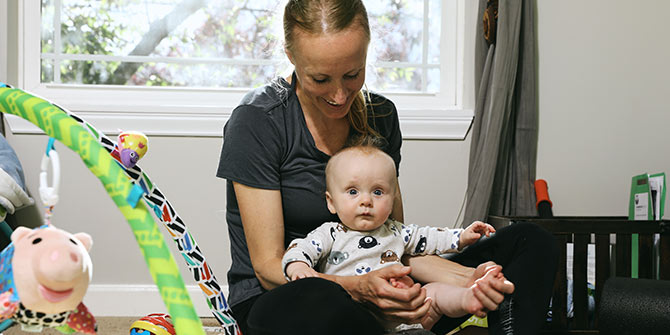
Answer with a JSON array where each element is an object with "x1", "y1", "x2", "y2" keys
[{"x1": 216, "y1": 73, "x2": 402, "y2": 307}]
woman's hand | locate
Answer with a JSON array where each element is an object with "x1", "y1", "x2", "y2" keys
[
  {"x1": 459, "y1": 221, "x2": 496, "y2": 249},
  {"x1": 323, "y1": 265, "x2": 431, "y2": 324},
  {"x1": 286, "y1": 261, "x2": 319, "y2": 281}
]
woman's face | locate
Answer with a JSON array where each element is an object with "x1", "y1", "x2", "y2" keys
[{"x1": 287, "y1": 25, "x2": 369, "y2": 120}]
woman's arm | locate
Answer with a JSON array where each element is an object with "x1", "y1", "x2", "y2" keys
[
  {"x1": 234, "y1": 182, "x2": 288, "y2": 290},
  {"x1": 392, "y1": 179, "x2": 473, "y2": 286},
  {"x1": 319, "y1": 265, "x2": 431, "y2": 324}
]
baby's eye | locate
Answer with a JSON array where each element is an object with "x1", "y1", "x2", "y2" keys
[
  {"x1": 373, "y1": 189, "x2": 383, "y2": 196},
  {"x1": 348, "y1": 189, "x2": 358, "y2": 195}
]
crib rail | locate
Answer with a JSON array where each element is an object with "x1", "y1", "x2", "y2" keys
[{"x1": 487, "y1": 216, "x2": 670, "y2": 335}]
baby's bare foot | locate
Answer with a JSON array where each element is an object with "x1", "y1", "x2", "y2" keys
[
  {"x1": 390, "y1": 275, "x2": 414, "y2": 289},
  {"x1": 421, "y1": 278, "x2": 496, "y2": 330},
  {"x1": 420, "y1": 283, "x2": 462, "y2": 329}
]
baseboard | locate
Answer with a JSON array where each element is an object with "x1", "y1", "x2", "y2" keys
[{"x1": 83, "y1": 284, "x2": 229, "y2": 317}]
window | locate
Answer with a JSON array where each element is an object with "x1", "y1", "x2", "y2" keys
[{"x1": 11, "y1": 0, "x2": 474, "y2": 139}]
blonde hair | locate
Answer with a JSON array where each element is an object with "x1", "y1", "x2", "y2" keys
[{"x1": 283, "y1": 0, "x2": 380, "y2": 143}]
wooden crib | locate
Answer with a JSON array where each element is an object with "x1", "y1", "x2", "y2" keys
[{"x1": 487, "y1": 216, "x2": 670, "y2": 335}]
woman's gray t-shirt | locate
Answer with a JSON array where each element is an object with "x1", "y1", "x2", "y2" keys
[{"x1": 216, "y1": 75, "x2": 402, "y2": 307}]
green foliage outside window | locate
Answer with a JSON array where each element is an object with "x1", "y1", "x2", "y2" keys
[{"x1": 41, "y1": 0, "x2": 441, "y2": 92}]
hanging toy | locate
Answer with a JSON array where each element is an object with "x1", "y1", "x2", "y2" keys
[
  {"x1": 0, "y1": 225, "x2": 96, "y2": 334},
  {"x1": 118, "y1": 131, "x2": 148, "y2": 169},
  {"x1": 39, "y1": 138, "x2": 60, "y2": 225}
]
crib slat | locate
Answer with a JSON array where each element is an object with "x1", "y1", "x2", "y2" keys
[
  {"x1": 661, "y1": 233, "x2": 670, "y2": 280},
  {"x1": 487, "y1": 216, "x2": 670, "y2": 335},
  {"x1": 616, "y1": 233, "x2": 631, "y2": 277},
  {"x1": 551, "y1": 234, "x2": 568, "y2": 329},
  {"x1": 594, "y1": 233, "x2": 610, "y2": 329},
  {"x1": 638, "y1": 233, "x2": 654, "y2": 279},
  {"x1": 573, "y1": 233, "x2": 589, "y2": 329}
]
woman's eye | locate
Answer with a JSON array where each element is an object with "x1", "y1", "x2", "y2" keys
[
  {"x1": 348, "y1": 189, "x2": 358, "y2": 195},
  {"x1": 345, "y1": 72, "x2": 360, "y2": 80},
  {"x1": 313, "y1": 78, "x2": 327, "y2": 84}
]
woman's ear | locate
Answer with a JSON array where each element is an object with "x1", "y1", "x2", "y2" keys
[
  {"x1": 325, "y1": 192, "x2": 337, "y2": 214},
  {"x1": 285, "y1": 47, "x2": 295, "y2": 65}
]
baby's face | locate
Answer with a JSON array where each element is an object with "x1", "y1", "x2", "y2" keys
[{"x1": 326, "y1": 150, "x2": 396, "y2": 231}]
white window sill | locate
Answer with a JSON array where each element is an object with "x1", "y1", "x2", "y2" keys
[
  {"x1": 4, "y1": 109, "x2": 473, "y2": 140},
  {"x1": 5, "y1": 84, "x2": 473, "y2": 140}
]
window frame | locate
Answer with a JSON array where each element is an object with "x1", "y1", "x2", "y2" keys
[
  {"x1": 0, "y1": 3, "x2": 6, "y2": 84},
  {"x1": 8, "y1": 0, "x2": 474, "y2": 140}
]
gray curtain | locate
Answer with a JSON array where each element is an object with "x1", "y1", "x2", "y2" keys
[{"x1": 461, "y1": 0, "x2": 538, "y2": 226}]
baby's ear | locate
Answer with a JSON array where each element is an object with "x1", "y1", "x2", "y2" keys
[{"x1": 325, "y1": 192, "x2": 337, "y2": 214}]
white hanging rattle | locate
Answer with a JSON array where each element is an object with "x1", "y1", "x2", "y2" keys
[{"x1": 39, "y1": 138, "x2": 60, "y2": 225}]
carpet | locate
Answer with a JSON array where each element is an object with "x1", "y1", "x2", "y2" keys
[{"x1": 2, "y1": 317, "x2": 224, "y2": 334}]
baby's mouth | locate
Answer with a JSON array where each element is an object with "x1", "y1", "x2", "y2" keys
[{"x1": 39, "y1": 285, "x2": 74, "y2": 303}]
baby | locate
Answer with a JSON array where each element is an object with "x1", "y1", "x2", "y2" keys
[{"x1": 282, "y1": 143, "x2": 512, "y2": 329}]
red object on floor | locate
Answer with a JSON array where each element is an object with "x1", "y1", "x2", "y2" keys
[{"x1": 129, "y1": 313, "x2": 176, "y2": 335}]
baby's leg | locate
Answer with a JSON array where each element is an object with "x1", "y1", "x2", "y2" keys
[
  {"x1": 421, "y1": 268, "x2": 505, "y2": 330},
  {"x1": 421, "y1": 283, "x2": 477, "y2": 330}
]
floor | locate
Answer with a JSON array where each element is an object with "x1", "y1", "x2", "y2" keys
[
  {"x1": 1, "y1": 318, "x2": 487, "y2": 334},
  {"x1": 2, "y1": 317, "x2": 224, "y2": 335}
]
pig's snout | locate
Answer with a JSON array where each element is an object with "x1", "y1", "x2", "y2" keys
[
  {"x1": 49, "y1": 250, "x2": 80, "y2": 264},
  {"x1": 38, "y1": 247, "x2": 86, "y2": 284}
]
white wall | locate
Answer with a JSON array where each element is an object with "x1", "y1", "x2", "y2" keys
[
  {"x1": 535, "y1": 0, "x2": 670, "y2": 216},
  {"x1": 3, "y1": 0, "x2": 670, "y2": 317}
]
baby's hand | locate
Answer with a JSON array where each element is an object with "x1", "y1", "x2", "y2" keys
[
  {"x1": 389, "y1": 275, "x2": 415, "y2": 289},
  {"x1": 459, "y1": 221, "x2": 495, "y2": 249},
  {"x1": 286, "y1": 261, "x2": 319, "y2": 281}
]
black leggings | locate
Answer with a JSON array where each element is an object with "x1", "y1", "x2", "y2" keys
[
  {"x1": 234, "y1": 277, "x2": 385, "y2": 335},
  {"x1": 432, "y1": 222, "x2": 558, "y2": 334},
  {"x1": 234, "y1": 222, "x2": 557, "y2": 335}
]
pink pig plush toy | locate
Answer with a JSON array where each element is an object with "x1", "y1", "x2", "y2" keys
[{"x1": 0, "y1": 225, "x2": 96, "y2": 333}]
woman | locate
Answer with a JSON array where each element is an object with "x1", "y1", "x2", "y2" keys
[{"x1": 216, "y1": 1, "x2": 555, "y2": 334}]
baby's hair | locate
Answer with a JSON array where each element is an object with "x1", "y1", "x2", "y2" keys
[{"x1": 325, "y1": 135, "x2": 395, "y2": 192}]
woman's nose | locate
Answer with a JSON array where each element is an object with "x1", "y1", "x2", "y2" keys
[{"x1": 332, "y1": 83, "x2": 348, "y2": 104}]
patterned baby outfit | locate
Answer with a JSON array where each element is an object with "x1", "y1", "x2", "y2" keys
[{"x1": 282, "y1": 219, "x2": 463, "y2": 278}]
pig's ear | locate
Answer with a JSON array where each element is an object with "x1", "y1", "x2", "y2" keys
[
  {"x1": 11, "y1": 226, "x2": 33, "y2": 243},
  {"x1": 73, "y1": 233, "x2": 92, "y2": 252}
]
